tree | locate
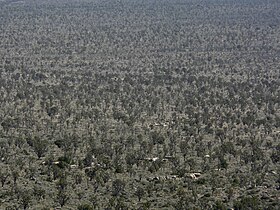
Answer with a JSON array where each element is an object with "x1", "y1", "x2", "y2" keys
[
  {"x1": 19, "y1": 189, "x2": 32, "y2": 210},
  {"x1": 115, "y1": 197, "x2": 128, "y2": 210},
  {"x1": 112, "y1": 179, "x2": 125, "y2": 197},
  {"x1": 73, "y1": 172, "x2": 83, "y2": 185},
  {"x1": 221, "y1": 142, "x2": 236, "y2": 156},
  {"x1": 56, "y1": 176, "x2": 68, "y2": 191},
  {"x1": 85, "y1": 167, "x2": 97, "y2": 181},
  {"x1": 125, "y1": 152, "x2": 137, "y2": 167},
  {"x1": 0, "y1": 166, "x2": 9, "y2": 187},
  {"x1": 135, "y1": 186, "x2": 145, "y2": 202},
  {"x1": 47, "y1": 106, "x2": 59, "y2": 117},
  {"x1": 77, "y1": 203, "x2": 94, "y2": 210},
  {"x1": 89, "y1": 194, "x2": 99, "y2": 209},
  {"x1": 212, "y1": 200, "x2": 227, "y2": 210},
  {"x1": 0, "y1": 140, "x2": 9, "y2": 160},
  {"x1": 218, "y1": 156, "x2": 228, "y2": 170},
  {"x1": 125, "y1": 152, "x2": 137, "y2": 176},
  {"x1": 30, "y1": 136, "x2": 48, "y2": 159},
  {"x1": 11, "y1": 168, "x2": 19, "y2": 186},
  {"x1": 33, "y1": 185, "x2": 46, "y2": 200},
  {"x1": 150, "y1": 130, "x2": 165, "y2": 153},
  {"x1": 57, "y1": 189, "x2": 69, "y2": 207},
  {"x1": 180, "y1": 141, "x2": 189, "y2": 160},
  {"x1": 233, "y1": 196, "x2": 261, "y2": 210},
  {"x1": 173, "y1": 187, "x2": 192, "y2": 210},
  {"x1": 56, "y1": 176, "x2": 69, "y2": 207},
  {"x1": 1, "y1": 117, "x2": 16, "y2": 133}
]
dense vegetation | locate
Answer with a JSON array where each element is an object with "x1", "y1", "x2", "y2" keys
[{"x1": 0, "y1": 0, "x2": 279, "y2": 209}]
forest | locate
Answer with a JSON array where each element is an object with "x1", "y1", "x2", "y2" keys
[{"x1": 0, "y1": 0, "x2": 279, "y2": 209}]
